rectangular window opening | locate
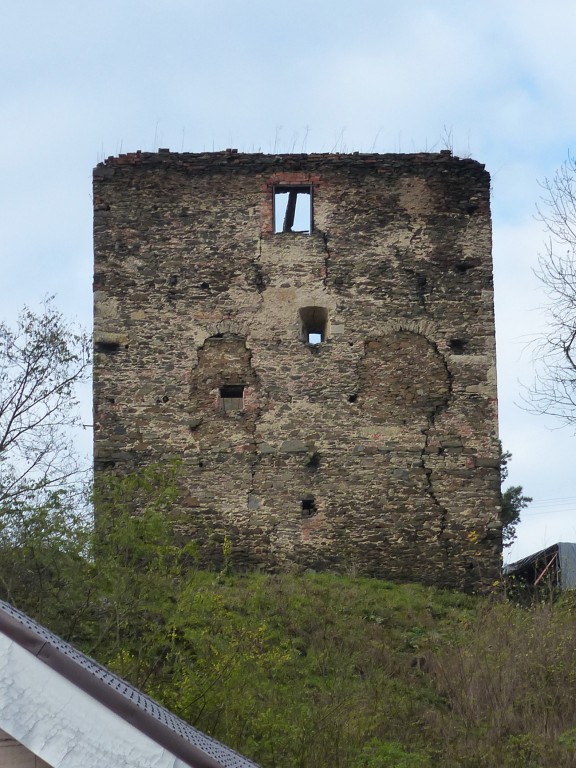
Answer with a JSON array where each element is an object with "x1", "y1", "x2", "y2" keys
[
  {"x1": 95, "y1": 340, "x2": 121, "y2": 353},
  {"x1": 220, "y1": 385, "x2": 245, "y2": 413},
  {"x1": 274, "y1": 186, "x2": 312, "y2": 234},
  {"x1": 299, "y1": 306, "x2": 328, "y2": 344}
]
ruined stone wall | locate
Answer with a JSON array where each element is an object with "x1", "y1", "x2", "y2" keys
[{"x1": 93, "y1": 150, "x2": 501, "y2": 590}]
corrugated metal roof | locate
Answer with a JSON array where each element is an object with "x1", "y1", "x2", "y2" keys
[
  {"x1": 503, "y1": 543, "x2": 559, "y2": 577},
  {"x1": 0, "y1": 601, "x2": 261, "y2": 768},
  {"x1": 504, "y1": 542, "x2": 576, "y2": 590}
]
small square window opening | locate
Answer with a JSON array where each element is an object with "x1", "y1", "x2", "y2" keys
[
  {"x1": 299, "y1": 306, "x2": 328, "y2": 344},
  {"x1": 219, "y1": 385, "x2": 245, "y2": 413},
  {"x1": 274, "y1": 186, "x2": 312, "y2": 234}
]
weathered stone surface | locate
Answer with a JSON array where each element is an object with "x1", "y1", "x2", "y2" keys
[
  {"x1": 93, "y1": 150, "x2": 501, "y2": 591},
  {"x1": 279, "y1": 440, "x2": 309, "y2": 453}
]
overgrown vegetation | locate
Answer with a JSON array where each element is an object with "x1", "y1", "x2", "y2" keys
[
  {"x1": 1, "y1": 466, "x2": 576, "y2": 767},
  {"x1": 500, "y1": 446, "x2": 532, "y2": 547}
]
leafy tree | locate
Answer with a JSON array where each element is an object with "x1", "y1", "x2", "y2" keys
[
  {"x1": 500, "y1": 448, "x2": 532, "y2": 547},
  {"x1": 0, "y1": 463, "x2": 195, "y2": 647},
  {"x1": 0, "y1": 300, "x2": 90, "y2": 506},
  {"x1": 0, "y1": 488, "x2": 92, "y2": 635},
  {"x1": 529, "y1": 154, "x2": 576, "y2": 425}
]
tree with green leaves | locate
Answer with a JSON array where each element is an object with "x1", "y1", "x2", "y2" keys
[
  {"x1": 0, "y1": 462, "x2": 194, "y2": 643},
  {"x1": 500, "y1": 448, "x2": 532, "y2": 547}
]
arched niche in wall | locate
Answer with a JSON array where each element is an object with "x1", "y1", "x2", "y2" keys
[
  {"x1": 359, "y1": 331, "x2": 451, "y2": 426},
  {"x1": 189, "y1": 333, "x2": 256, "y2": 416}
]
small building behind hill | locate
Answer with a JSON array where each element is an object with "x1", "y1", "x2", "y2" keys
[{"x1": 504, "y1": 542, "x2": 576, "y2": 591}]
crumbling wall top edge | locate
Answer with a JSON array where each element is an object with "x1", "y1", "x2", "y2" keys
[{"x1": 94, "y1": 149, "x2": 486, "y2": 174}]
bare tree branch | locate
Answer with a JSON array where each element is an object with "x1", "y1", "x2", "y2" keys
[
  {"x1": 525, "y1": 154, "x2": 576, "y2": 426},
  {"x1": 0, "y1": 300, "x2": 90, "y2": 505}
]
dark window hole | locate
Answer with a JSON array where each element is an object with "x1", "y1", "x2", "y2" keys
[
  {"x1": 453, "y1": 262, "x2": 474, "y2": 274},
  {"x1": 348, "y1": 394, "x2": 358, "y2": 403},
  {"x1": 307, "y1": 452, "x2": 321, "y2": 468},
  {"x1": 220, "y1": 385, "x2": 245, "y2": 413},
  {"x1": 449, "y1": 338, "x2": 467, "y2": 354},
  {"x1": 95, "y1": 340, "x2": 120, "y2": 353},
  {"x1": 200, "y1": 282, "x2": 210, "y2": 289},
  {"x1": 301, "y1": 497, "x2": 317, "y2": 517}
]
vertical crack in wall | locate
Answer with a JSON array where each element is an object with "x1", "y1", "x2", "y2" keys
[
  {"x1": 253, "y1": 234, "x2": 266, "y2": 293},
  {"x1": 358, "y1": 330, "x2": 457, "y2": 563},
  {"x1": 246, "y1": 346, "x2": 262, "y2": 519},
  {"x1": 247, "y1": 457, "x2": 259, "y2": 516},
  {"x1": 415, "y1": 272, "x2": 427, "y2": 309},
  {"x1": 321, "y1": 231, "x2": 331, "y2": 286},
  {"x1": 356, "y1": 339, "x2": 368, "y2": 381},
  {"x1": 419, "y1": 340, "x2": 454, "y2": 559},
  {"x1": 401, "y1": 266, "x2": 428, "y2": 311},
  {"x1": 402, "y1": 227, "x2": 429, "y2": 310}
]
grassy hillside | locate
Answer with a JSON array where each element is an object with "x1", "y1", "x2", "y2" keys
[
  {"x1": 87, "y1": 570, "x2": 576, "y2": 768},
  {"x1": 3, "y1": 476, "x2": 576, "y2": 767}
]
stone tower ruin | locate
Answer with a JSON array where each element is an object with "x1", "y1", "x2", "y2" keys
[{"x1": 93, "y1": 150, "x2": 502, "y2": 590}]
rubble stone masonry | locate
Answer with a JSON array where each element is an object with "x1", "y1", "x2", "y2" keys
[{"x1": 93, "y1": 150, "x2": 502, "y2": 590}]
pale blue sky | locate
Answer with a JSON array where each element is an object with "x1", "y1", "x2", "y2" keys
[{"x1": 3, "y1": 0, "x2": 576, "y2": 560}]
